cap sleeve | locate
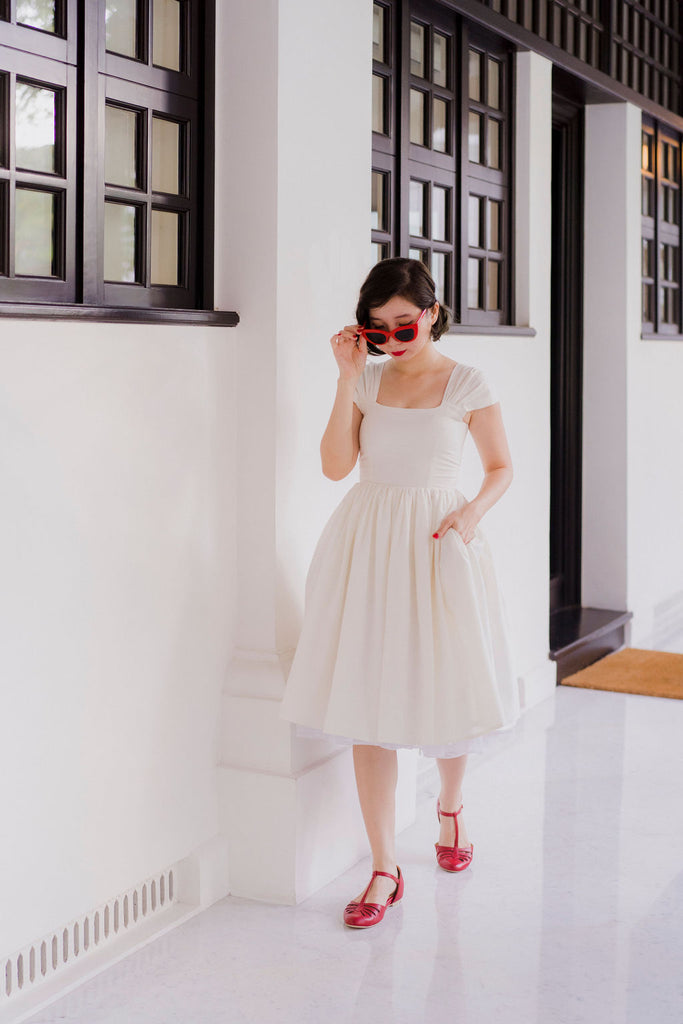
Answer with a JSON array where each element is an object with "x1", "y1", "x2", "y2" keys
[
  {"x1": 352, "y1": 363, "x2": 373, "y2": 414},
  {"x1": 460, "y1": 366, "x2": 499, "y2": 412}
]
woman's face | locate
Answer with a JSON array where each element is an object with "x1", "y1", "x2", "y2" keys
[{"x1": 366, "y1": 294, "x2": 438, "y2": 362}]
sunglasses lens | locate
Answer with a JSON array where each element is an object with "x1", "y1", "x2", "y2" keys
[
  {"x1": 393, "y1": 326, "x2": 417, "y2": 342},
  {"x1": 365, "y1": 331, "x2": 388, "y2": 345}
]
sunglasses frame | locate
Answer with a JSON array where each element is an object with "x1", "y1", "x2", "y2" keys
[{"x1": 358, "y1": 307, "x2": 429, "y2": 346}]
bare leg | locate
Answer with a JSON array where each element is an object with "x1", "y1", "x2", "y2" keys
[
  {"x1": 435, "y1": 755, "x2": 471, "y2": 848},
  {"x1": 350, "y1": 745, "x2": 400, "y2": 904}
]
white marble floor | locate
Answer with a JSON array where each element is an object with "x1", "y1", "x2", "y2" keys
[{"x1": 25, "y1": 656, "x2": 683, "y2": 1024}]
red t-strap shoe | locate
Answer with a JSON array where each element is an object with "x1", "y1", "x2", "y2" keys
[
  {"x1": 434, "y1": 800, "x2": 474, "y2": 872},
  {"x1": 343, "y1": 866, "x2": 404, "y2": 928}
]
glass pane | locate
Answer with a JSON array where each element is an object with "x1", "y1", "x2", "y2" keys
[
  {"x1": 642, "y1": 238, "x2": 652, "y2": 278},
  {"x1": 15, "y1": 82, "x2": 56, "y2": 174},
  {"x1": 106, "y1": 0, "x2": 138, "y2": 58},
  {"x1": 469, "y1": 50, "x2": 481, "y2": 101},
  {"x1": 105, "y1": 105, "x2": 139, "y2": 188},
  {"x1": 373, "y1": 3, "x2": 385, "y2": 63},
  {"x1": 410, "y1": 22, "x2": 425, "y2": 78},
  {"x1": 488, "y1": 200, "x2": 501, "y2": 251},
  {"x1": 433, "y1": 32, "x2": 448, "y2": 87},
  {"x1": 104, "y1": 202, "x2": 139, "y2": 282},
  {"x1": 372, "y1": 74, "x2": 386, "y2": 134},
  {"x1": 16, "y1": 0, "x2": 56, "y2": 32},
  {"x1": 642, "y1": 282, "x2": 652, "y2": 323},
  {"x1": 488, "y1": 58, "x2": 501, "y2": 109},
  {"x1": 410, "y1": 89, "x2": 426, "y2": 146},
  {"x1": 469, "y1": 194, "x2": 484, "y2": 248},
  {"x1": 151, "y1": 209, "x2": 179, "y2": 285},
  {"x1": 641, "y1": 132, "x2": 652, "y2": 172},
  {"x1": 431, "y1": 251, "x2": 447, "y2": 302},
  {"x1": 409, "y1": 179, "x2": 425, "y2": 237},
  {"x1": 488, "y1": 261, "x2": 501, "y2": 310},
  {"x1": 468, "y1": 258, "x2": 483, "y2": 308},
  {"x1": 371, "y1": 170, "x2": 386, "y2": 231},
  {"x1": 433, "y1": 98, "x2": 447, "y2": 153},
  {"x1": 432, "y1": 186, "x2": 448, "y2": 242},
  {"x1": 468, "y1": 112, "x2": 482, "y2": 163},
  {"x1": 488, "y1": 118, "x2": 501, "y2": 169},
  {"x1": 641, "y1": 178, "x2": 652, "y2": 217},
  {"x1": 153, "y1": 0, "x2": 181, "y2": 72},
  {"x1": 371, "y1": 242, "x2": 388, "y2": 265},
  {"x1": 15, "y1": 188, "x2": 55, "y2": 276},
  {"x1": 409, "y1": 247, "x2": 427, "y2": 264},
  {"x1": 152, "y1": 117, "x2": 180, "y2": 194}
]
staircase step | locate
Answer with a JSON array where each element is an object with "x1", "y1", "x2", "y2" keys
[{"x1": 549, "y1": 606, "x2": 633, "y2": 682}]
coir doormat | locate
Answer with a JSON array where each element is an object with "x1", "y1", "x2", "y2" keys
[{"x1": 561, "y1": 647, "x2": 683, "y2": 699}]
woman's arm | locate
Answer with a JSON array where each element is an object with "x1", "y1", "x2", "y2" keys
[
  {"x1": 320, "y1": 327, "x2": 367, "y2": 480},
  {"x1": 433, "y1": 402, "x2": 513, "y2": 543}
]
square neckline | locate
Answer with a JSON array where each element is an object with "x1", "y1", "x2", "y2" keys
[{"x1": 374, "y1": 360, "x2": 460, "y2": 410}]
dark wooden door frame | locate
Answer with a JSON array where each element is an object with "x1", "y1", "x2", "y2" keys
[{"x1": 550, "y1": 82, "x2": 584, "y2": 615}]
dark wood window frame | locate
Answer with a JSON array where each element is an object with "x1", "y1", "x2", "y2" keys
[
  {"x1": 641, "y1": 112, "x2": 682, "y2": 338},
  {"x1": 0, "y1": 0, "x2": 237, "y2": 326},
  {"x1": 372, "y1": 0, "x2": 516, "y2": 329}
]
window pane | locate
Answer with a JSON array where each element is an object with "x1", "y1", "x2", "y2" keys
[
  {"x1": 487, "y1": 261, "x2": 501, "y2": 310},
  {"x1": 371, "y1": 170, "x2": 387, "y2": 231},
  {"x1": 151, "y1": 209, "x2": 179, "y2": 285},
  {"x1": 487, "y1": 58, "x2": 501, "y2": 109},
  {"x1": 488, "y1": 119, "x2": 501, "y2": 169},
  {"x1": 105, "y1": 105, "x2": 139, "y2": 188},
  {"x1": 15, "y1": 82, "x2": 56, "y2": 174},
  {"x1": 431, "y1": 251, "x2": 448, "y2": 302},
  {"x1": 468, "y1": 257, "x2": 483, "y2": 308},
  {"x1": 152, "y1": 117, "x2": 180, "y2": 194},
  {"x1": 468, "y1": 112, "x2": 482, "y2": 163},
  {"x1": 16, "y1": 0, "x2": 57, "y2": 33},
  {"x1": 409, "y1": 179, "x2": 425, "y2": 237},
  {"x1": 104, "y1": 202, "x2": 139, "y2": 282},
  {"x1": 469, "y1": 50, "x2": 481, "y2": 101},
  {"x1": 432, "y1": 186, "x2": 448, "y2": 242},
  {"x1": 409, "y1": 247, "x2": 427, "y2": 264},
  {"x1": 153, "y1": 0, "x2": 181, "y2": 72},
  {"x1": 410, "y1": 22, "x2": 425, "y2": 78},
  {"x1": 410, "y1": 89, "x2": 426, "y2": 146},
  {"x1": 433, "y1": 32, "x2": 448, "y2": 87},
  {"x1": 371, "y1": 242, "x2": 388, "y2": 264},
  {"x1": 433, "y1": 97, "x2": 447, "y2": 153},
  {"x1": 488, "y1": 200, "x2": 501, "y2": 250},
  {"x1": 372, "y1": 74, "x2": 386, "y2": 134},
  {"x1": 642, "y1": 282, "x2": 653, "y2": 322},
  {"x1": 373, "y1": 3, "x2": 385, "y2": 63},
  {"x1": 642, "y1": 178, "x2": 652, "y2": 217},
  {"x1": 0, "y1": 75, "x2": 6, "y2": 168},
  {"x1": 469, "y1": 195, "x2": 484, "y2": 247},
  {"x1": 15, "y1": 188, "x2": 56, "y2": 276},
  {"x1": 642, "y1": 238, "x2": 652, "y2": 278},
  {"x1": 106, "y1": 0, "x2": 138, "y2": 58}
]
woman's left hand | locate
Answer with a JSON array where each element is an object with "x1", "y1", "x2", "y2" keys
[{"x1": 432, "y1": 502, "x2": 481, "y2": 544}]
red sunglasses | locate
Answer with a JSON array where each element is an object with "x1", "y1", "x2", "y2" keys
[{"x1": 358, "y1": 308, "x2": 428, "y2": 346}]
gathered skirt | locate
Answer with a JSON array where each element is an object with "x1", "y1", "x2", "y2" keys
[{"x1": 278, "y1": 480, "x2": 521, "y2": 752}]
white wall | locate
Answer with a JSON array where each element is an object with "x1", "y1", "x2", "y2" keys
[
  {"x1": 584, "y1": 102, "x2": 683, "y2": 644},
  {"x1": 0, "y1": 321, "x2": 236, "y2": 958}
]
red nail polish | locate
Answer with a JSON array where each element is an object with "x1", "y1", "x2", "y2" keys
[{"x1": 433, "y1": 533, "x2": 439, "y2": 538}]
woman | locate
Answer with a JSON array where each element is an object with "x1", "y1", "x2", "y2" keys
[{"x1": 279, "y1": 257, "x2": 520, "y2": 928}]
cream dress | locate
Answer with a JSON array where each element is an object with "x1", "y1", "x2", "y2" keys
[{"x1": 278, "y1": 359, "x2": 521, "y2": 758}]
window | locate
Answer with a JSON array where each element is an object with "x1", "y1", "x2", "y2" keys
[
  {"x1": 371, "y1": 1, "x2": 514, "y2": 326},
  {"x1": 0, "y1": 0, "x2": 221, "y2": 316},
  {"x1": 642, "y1": 115, "x2": 681, "y2": 335}
]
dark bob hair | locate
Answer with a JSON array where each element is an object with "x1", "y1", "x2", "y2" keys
[{"x1": 355, "y1": 257, "x2": 451, "y2": 356}]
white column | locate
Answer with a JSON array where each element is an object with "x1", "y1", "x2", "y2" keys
[{"x1": 215, "y1": 0, "x2": 417, "y2": 904}]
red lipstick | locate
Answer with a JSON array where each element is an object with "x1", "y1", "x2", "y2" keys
[{"x1": 391, "y1": 350, "x2": 407, "y2": 357}]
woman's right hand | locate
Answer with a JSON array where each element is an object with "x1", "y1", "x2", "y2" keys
[{"x1": 330, "y1": 325, "x2": 367, "y2": 381}]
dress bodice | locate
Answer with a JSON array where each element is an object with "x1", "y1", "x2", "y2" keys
[{"x1": 353, "y1": 360, "x2": 498, "y2": 490}]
